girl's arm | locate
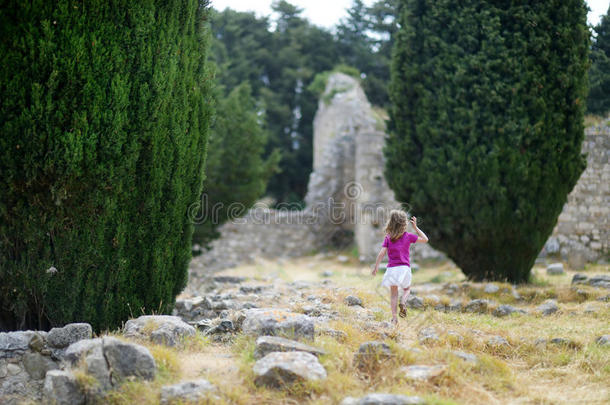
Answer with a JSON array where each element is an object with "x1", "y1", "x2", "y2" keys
[
  {"x1": 372, "y1": 247, "x2": 387, "y2": 275},
  {"x1": 410, "y1": 217, "x2": 429, "y2": 243}
]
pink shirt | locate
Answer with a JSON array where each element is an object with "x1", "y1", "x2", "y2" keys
[{"x1": 382, "y1": 232, "x2": 418, "y2": 267}]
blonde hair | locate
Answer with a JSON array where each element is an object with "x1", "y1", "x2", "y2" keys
[{"x1": 384, "y1": 209, "x2": 408, "y2": 242}]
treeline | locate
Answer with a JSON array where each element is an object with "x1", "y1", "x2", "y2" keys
[{"x1": 207, "y1": 0, "x2": 397, "y2": 207}]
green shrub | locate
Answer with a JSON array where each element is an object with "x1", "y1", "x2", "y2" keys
[
  {"x1": 0, "y1": 0, "x2": 213, "y2": 331},
  {"x1": 386, "y1": 0, "x2": 589, "y2": 282}
]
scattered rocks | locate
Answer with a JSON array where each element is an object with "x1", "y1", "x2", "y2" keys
[
  {"x1": 345, "y1": 295, "x2": 363, "y2": 307},
  {"x1": 589, "y1": 275, "x2": 610, "y2": 289},
  {"x1": 254, "y1": 336, "x2": 325, "y2": 359},
  {"x1": 536, "y1": 300, "x2": 558, "y2": 316},
  {"x1": 484, "y1": 284, "x2": 499, "y2": 294},
  {"x1": 317, "y1": 327, "x2": 348, "y2": 342},
  {"x1": 213, "y1": 276, "x2": 246, "y2": 284},
  {"x1": 205, "y1": 320, "x2": 235, "y2": 335},
  {"x1": 42, "y1": 370, "x2": 85, "y2": 405},
  {"x1": 549, "y1": 338, "x2": 578, "y2": 348},
  {"x1": 595, "y1": 335, "x2": 609, "y2": 346},
  {"x1": 340, "y1": 393, "x2": 426, "y2": 405},
  {"x1": 450, "y1": 350, "x2": 478, "y2": 364},
  {"x1": 353, "y1": 341, "x2": 393, "y2": 370},
  {"x1": 492, "y1": 305, "x2": 525, "y2": 318},
  {"x1": 47, "y1": 323, "x2": 92, "y2": 349},
  {"x1": 418, "y1": 327, "x2": 439, "y2": 345},
  {"x1": 464, "y1": 299, "x2": 489, "y2": 314},
  {"x1": 487, "y1": 336, "x2": 510, "y2": 348},
  {"x1": 239, "y1": 285, "x2": 267, "y2": 294},
  {"x1": 160, "y1": 380, "x2": 216, "y2": 404},
  {"x1": 124, "y1": 315, "x2": 196, "y2": 346},
  {"x1": 242, "y1": 308, "x2": 314, "y2": 340},
  {"x1": 572, "y1": 274, "x2": 588, "y2": 285},
  {"x1": 406, "y1": 296, "x2": 424, "y2": 309},
  {"x1": 322, "y1": 270, "x2": 333, "y2": 277},
  {"x1": 253, "y1": 351, "x2": 326, "y2": 387},
  {"x1": 400, "y1": 365, "x2": 446, "y2": 381},
  {"x1": 546, "y1": 263, "x2": 565, "y2": 275}
]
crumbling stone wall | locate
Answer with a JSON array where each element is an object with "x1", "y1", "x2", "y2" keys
[{"x1": 543, "y1": 122, "x2": 609, "y2": 267}]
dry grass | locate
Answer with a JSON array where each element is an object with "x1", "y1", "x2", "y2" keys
[{"x1": 102, "y1": 256, "x2": 608, "y2": 404}]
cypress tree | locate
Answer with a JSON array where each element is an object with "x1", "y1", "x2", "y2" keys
[
  {"x1": 386, "y1": 0, "x2": 590, "y2": 282},
  {"x1": 0, "y1": 0, "x2": 213, "y2": 331}
]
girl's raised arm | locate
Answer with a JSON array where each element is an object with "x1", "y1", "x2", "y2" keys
[{"x1": 410, "y1": 217, "x2": 429, "y2": 243}]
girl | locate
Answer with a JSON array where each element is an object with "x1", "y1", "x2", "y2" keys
[{"x1": 372, "y1": 210, "x2": 429, "y2": 325}]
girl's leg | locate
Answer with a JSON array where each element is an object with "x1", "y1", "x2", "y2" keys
[
  {"x1": 390, "y1": 286, "x2": 398, "y2": 323},
  {"x1": 401, "y1": 286, "x2": 411, "y2": 306}
]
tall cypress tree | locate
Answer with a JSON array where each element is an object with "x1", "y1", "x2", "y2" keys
[
  {"x1": 0, "y1": 0, "x2": 213, "y2": 331},
  {"x1": 386, "y1": 0, "x2": 589, "y2": 282}
]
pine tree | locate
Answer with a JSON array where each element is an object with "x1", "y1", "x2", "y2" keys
[
  {"x1": 587, "y1": 6, "x2": 610, "y2": 115},
  {"x1": 386, "y1": 0, "x2": 590, "y2": 282},
  {"x1": 0, "y1": 0, "x2": 213, "y2": 331}
]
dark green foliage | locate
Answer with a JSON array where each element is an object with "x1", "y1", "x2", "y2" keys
[
  {"x1": 386, "y1": 0, "x2": 589, "y2": 282},
  {"x1": 588, "y1": 6, "x2": 610, "y2": 115},
  {"x1": 193, "y1": 83, "x2": 280, "y2": 245},
  {"x1": 0, "y1": 0, "x2": 213, "y2": 331}
]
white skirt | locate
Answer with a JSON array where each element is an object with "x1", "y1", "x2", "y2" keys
[{"x1": 381, "y1": 265, "x2": 412, "y2": 289}]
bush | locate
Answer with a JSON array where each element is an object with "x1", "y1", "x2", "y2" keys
[
  {"x1": 386, "y1": 0, "x2": 589, "y2": 282},
  {"x1": 0, "y1": 0, "x2": 213, "y2": 331}
]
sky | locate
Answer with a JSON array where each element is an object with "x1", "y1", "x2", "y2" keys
[{"x1": 211, "y1": 0, "x2": 609, "y2": 28}]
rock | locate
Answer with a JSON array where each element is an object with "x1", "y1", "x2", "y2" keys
[
  {"x1": 418, "y1": 327, "x2": 439, "y2": 344},
  {"x1": 549, "y1": 338, "x2": 577, "y2": 348},
  {"x1": 487, "y1": 336, "x2": 510, "y2": 348},
  {"x1": 206, "y1": 320, "x2": 235, "y2": 335},
  {"x1": 595, "y1": 335, "x2": 609, "y2": 346},
  {"x1": 64, "y1": 337, "x2": 155, "y2": 389},
  {"x1": 572, "y1": 274, "x2": 588, "y2": 284},
  {"x1": 536, "y1": 299, "x2": 558, "y2": 316},
  {"x1": 546, "y1": 263, "x2": 565, "y2": 275},
  {"x1": 254, "y1": 336, "x2": 326, "y2": 359},
  {"x1": 450, "y1": 350, "x2": 478, "y2": 363},
  {"x1": 160, "y1": 379, "x2": 216, "y2": 404},
  {"x1": 400, "y1": 365, "x2": 446, "y2": 381},
  {"x1": 492, "y1": 305, "x2": 525, "y2": 317},
  {"x1": 464, "y1": 299, "x2": 489, "y2": 313},
  {"x1": 345, "y1": 295, "x2": 363, "y2": 306},
  {"x1": 23, "y1": 352, "x2": 58, "y2": 380},
  {"x1": 589, "y1": 275, "x2": 610, "y2": 289},
  {"x1": 484, "y1": 284, "x2": 499, "y2": 294},
  {"x1": 0, "y1": 331, "x2": 35, "y2": 353},
  {"x1": 597, "y1": 294, "x2": 610, "y2": 302},
  {"x1": 28, "y1": 333, "x2": 46, "y2": 352},
  {"x1": 337, "y1": 255, "x2": 349, "y2": 263},
  {"x1": 353, "y1": 341, "x2": 393, "y2": 370},
  {"x1": 446, "y1": 300, "x2": 462, "y2": 312},
  {"x1": 47, "y1": 323, "x2": 92, "y2": 349},
  {"x1": 124, "y1": 315, "x2": 195, "y2": 346},
  {"x1": 102, "y1": 337, "x2": 156, "y2": 383},
  {"x1": 43, "y1": 370, "x2": 85, "y2": 405},
  {"x1": 240, "y1": 285, "x2": 267, "y2": 294},
  {"x1": 213, "y1": 276, "x2": 246, "y2": 284},
  {"x1": 406, "y1": 296, "x2": 424, "y2": 309},
  {"x1": 340, "y1": 393, "x2": 426, "y2": 404},
  {"x1": 242, "y1": 308, "x2": 314, "y2": 340},
  {"x1": 253, "y1": 351, "x2": 326, "y2": 387},
  {"x1": 322, "y1": 270, "x2": 333, "y2": 277}
]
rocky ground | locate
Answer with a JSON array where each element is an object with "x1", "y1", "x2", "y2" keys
[{"x1": 1, "y1": 255, "x2": 608, "y2": 404}]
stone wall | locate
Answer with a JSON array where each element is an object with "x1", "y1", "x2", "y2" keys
[{"x1": 543, "y1": 121, "x2": 610, "y2": 267}]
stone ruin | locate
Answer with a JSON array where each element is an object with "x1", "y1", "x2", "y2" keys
[{"x1": 193, "y1": 73, "x2": 609, "y2": 277}]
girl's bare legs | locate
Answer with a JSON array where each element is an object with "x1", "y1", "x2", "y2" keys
[
  {"x1": 401, "y1": 286, "x2": 411, "y2": 306},
  {"x1": 390, "y1": 286, "x2": 398, "y2": 323}
]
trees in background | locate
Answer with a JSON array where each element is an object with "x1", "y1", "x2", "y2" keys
[
  {"x1": 587, "y1": 6, "x2": 610, "y2": 116},
  {"x1": 210, "y1": 0, "x2": 395, "y2": 204},
  {"x1": 386, "y1": 0, "x2": 589, "y2": 283},
  {"x1": 194, "y1": 83, "x2": 280, "y2": 245},
  {"x1": 0, "y1": 0, "x2": 213, "y2": 331}
]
